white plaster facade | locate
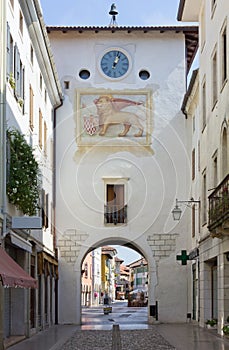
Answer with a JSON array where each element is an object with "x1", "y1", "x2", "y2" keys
[
  {"x1": 0, "y1": 0, "x2": 62, "y2": 344},
  {"x1": 48, "y1": 26, "x2": 198, "y2": 324},
  {"x1": 179, "y1": 0, "x2": 229, "y2": 335}
]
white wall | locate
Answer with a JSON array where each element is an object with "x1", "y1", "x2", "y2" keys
[{"x1": 49, "y1": 28, "x2": 193, "y2": 323}]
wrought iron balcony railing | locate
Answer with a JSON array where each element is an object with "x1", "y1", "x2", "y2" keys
[
  {"x1": 208, "y1": 174, "x2": 229, "y2": 231},
  {"x1": 104, "y1": 204, "x2": 127, "y2": 225}
]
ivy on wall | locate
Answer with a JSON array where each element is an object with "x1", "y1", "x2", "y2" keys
[{"x1": 7, "y1": 129, "x2": 40, "y2": 215}]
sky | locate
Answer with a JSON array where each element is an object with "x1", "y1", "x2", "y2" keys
[
  {"x1": 38, "y1": 0, "x2": 187, "y2": 265},
  {"x1": 113, "y1": 246, "x2": 141, "y2": 265},
  {"x1": 39, "y1": 0, "x2": 183, "y2": 27}
]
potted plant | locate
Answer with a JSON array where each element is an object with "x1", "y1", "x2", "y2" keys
[
  {"x1": 6, "y1": 129, "x2": 40, "y2": 215},
  {"x1": 206, "y1": 318, "x2": 217, "y2": 328},
  {"x1": 9, "y1": 72, "x2": 15, "y2": 89},
  {"x1": 222, "y1": 316, "x2": 229, "y2": 335},
  {"x1": 222, "y1": 325, "x2": 229, "y2": 335},
  {"x1": 18, "y1": 97, "x2": 24, "y2": 108}
]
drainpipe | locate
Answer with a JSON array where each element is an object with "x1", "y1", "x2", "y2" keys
[
  {"x1": 0, "y1": 0, "x2": 7, "y2": 347},
  {"x1": 53, "y1": 99, "x2": 63, "y2": 325}
]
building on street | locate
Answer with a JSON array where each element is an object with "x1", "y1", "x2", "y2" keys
[
  {"x1": 0, "y1": 0, "x2": 62, "y2": 347},
  {"x1": 178, "y1": 0, "x2": 229, "y2": 335},
  {"x1": 101, "y1": 246, "x2": 117, "y2": 302},
  {"x1": 48, "y1": 13, "x2": 198, "y2": 325}
]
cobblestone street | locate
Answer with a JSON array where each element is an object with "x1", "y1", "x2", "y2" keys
[
  {"x1": 60, "y1": 328, "x2": 175, "y2": 350},
  {"x1": 58, "y1": 303, "x2": 175, "y2": 349},
  {"x1": 8, "y1": 302, "x2": 229, "y2": 350}
]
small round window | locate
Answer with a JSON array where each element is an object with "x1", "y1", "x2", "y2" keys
[
  {"x1": 79, "y1": 69, "x2": 90, "y2": 80},
  {"x1": 139, "y1": 70, "x2": 150, "y2": 80}
]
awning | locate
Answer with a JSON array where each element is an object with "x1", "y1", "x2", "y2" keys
[{"x1": 0, "y1": 247, "x2": 37, "y2": 288}]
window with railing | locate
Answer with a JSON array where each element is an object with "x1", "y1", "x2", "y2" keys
[{"x1": 104, "y1": 184, "x2": 127, "y2": 224}]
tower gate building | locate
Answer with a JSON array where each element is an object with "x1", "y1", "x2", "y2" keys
[{"x1": 47, "y1": 24, "x2": 198, "y2": 324}]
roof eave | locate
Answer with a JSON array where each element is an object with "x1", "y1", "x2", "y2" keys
[
  {"x1": 181, "y1": 68, "x2": 199, "y2": 114},
  {"x1": 19, "y1": 0, "x2": 63, "y2": 106},
  {"x1": 46, "y1": 25, "x2": 198, "y2": 76},
  {"x1": 177, "y1": 0, "x2": 200, "y2": 22},
  {"x1": 46, "y1": 25, "x2": 198, "y2": 34}
]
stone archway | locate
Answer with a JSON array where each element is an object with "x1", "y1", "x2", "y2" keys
[{"x1": 57, "y1": 233, "x2": 158, "y2": 325}]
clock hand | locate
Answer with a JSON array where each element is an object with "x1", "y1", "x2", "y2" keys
[{"x1": 112, "y1": 51, "x2": 120, "y2": 69}]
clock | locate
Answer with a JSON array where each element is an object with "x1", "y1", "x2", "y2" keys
[{"x1": 100, "y1": 50, "x2": 130, "y2": 79}]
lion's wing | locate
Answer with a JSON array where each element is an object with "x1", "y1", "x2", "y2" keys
[{"x1": 111, "y1": 98, "x2": 143, "y2": 112}]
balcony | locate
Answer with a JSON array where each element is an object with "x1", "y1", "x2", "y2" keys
[
  {"x1": 208, "y1": 174, "x2": 229, "y2": 236},
  {"x1": 104, "y1": 205, "x2": 127, "y2": 225}
]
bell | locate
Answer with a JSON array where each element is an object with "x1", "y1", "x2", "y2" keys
[{"x1": 109, "y1": 3, "x2": 118, "y2": 16}]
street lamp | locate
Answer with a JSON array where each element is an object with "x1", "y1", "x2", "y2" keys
[
  {"x1": 172, "y1": 198, "x2": 200, "y2": 221},
  {"x1": 171, "y1": 201, "x2": 182, "y2": 220}
]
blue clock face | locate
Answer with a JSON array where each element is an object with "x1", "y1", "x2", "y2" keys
[{"x1": 100, "y1": 50, "x2": 129, "y2": 78}]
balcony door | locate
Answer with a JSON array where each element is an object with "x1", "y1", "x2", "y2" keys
[{"x1": 106, "y1": 184, "x2": 125, "y2": 224}]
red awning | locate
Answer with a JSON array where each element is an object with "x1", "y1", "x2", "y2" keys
[{"x1": 0, "y1": 247, "x2": 37, "y2": 288}]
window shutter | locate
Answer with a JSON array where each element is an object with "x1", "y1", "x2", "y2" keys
[
  {"x1": 21, "y1": 66, "x2": 25, "y2": 101},
  {"x1": 39, "y1": 110, "x2": 43, "y2": 148},
  {"x1": 20, "y1": 66, "x2": 25, "y2": 113},
  {"x1": 29, "y1": 85, "x2": 34, "y2": 129},
  {"x1": 14, "y1": 44, "x2": 21, "y2": 97},
  {"x1": 41, "y1": 188, "x2": 45, "y2": 227},
  {"x1": 6, "y1": 23, "x2": 11, "y2": 76},
  {"x1": 192, "y1": 149, "x2": 195, "y2": 180},
  {"x1": 45, "y1": 193, "x2": 49, "y2": 228}
]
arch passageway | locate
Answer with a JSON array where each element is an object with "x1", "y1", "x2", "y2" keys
[
  {"x1": 81, "y1": 301, "x2": 149, "y2": 330},
  {"x1": 58, "y1": 236, "x2": 157, "y2": 325}
]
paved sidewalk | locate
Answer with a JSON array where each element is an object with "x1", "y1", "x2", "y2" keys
[
  {"x1": 8, "y1": 325, "x2": 78, "y2": 350},
  {"x1": 157, "y1": 323, "x2": 229, "y2": 350},
  {"x1": 7, "y1": 303, "x2": 229, "y2": 350},
  {"x1": 8, "y1": 323, "x2": 229, "y2": 350}
]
